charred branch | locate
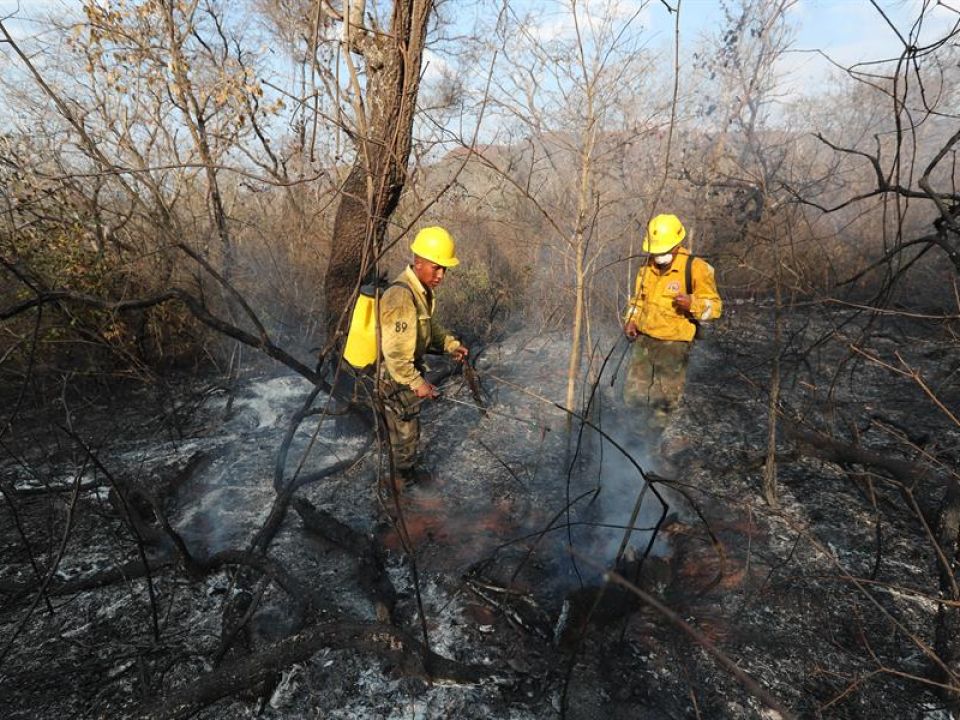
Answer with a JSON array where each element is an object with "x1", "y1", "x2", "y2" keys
[
  {"x1": 293, "y1": 497, "x2": 398, "y2": 623},
  {"x1": 935, "y1": 477, "x2": 960, "y2": 710},
  {"x1": 784, "y1": 424, "x2": 935, "y2": 520},
  {"x1": 0, "y1": 481, "x2": 52, "y2": 612},
  {"x1": 136, "y1": 621, "x2": 490, "y2": 720},
  {"x1": 204, "y1": 550, "x2": 316, "y2": 616},
  {"x1": 0, "y1": 557, "x2": 173, "y2": 605},
  {"x1": 599, "y1": 563, "x2": 799, "y2": 720},
  {"x1": 214, "y1": 386, "x2": 378, "y2": 664},
  {"x1": 785, "y1": 423, "x2": 960, "y2": 703},
  {"x1": 462, "y1": 574, "x2": 551, "y2": 640},
  {"x1": 0, "y1": 465, "x2": 87, "y2": 664}
]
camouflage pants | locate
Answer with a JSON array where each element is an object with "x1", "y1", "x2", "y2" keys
[
  {"x1": 378, "y1": 377, "x2": 421, "y2": 472},
  {"x1": 623, "y1": 335, "x2": 691, "y2": 437}
]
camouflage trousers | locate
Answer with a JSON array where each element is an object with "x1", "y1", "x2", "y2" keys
[
  {"x1": 378, "y1": 377, "x2": 421, "y2": 473},
  {"x1": 623, "y1": 335, "x2": 691, "y2": 438}
]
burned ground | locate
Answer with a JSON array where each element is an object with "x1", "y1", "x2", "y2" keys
[{"x1": 1, "y1": 301, "x2": 958, "y2": 719}]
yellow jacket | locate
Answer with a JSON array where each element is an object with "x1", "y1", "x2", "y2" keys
[
  {"x1": 379, "y1": 265, "x2": 461, "y2": 389},
  {"x1": 624, "y1": 248, "x2": 722, "y2": 342}
]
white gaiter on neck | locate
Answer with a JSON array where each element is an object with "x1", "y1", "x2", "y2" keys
[{"x1": 653, "y1": 253, "x2": 674, "y2": 266}]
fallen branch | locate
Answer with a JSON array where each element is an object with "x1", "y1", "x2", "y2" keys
[
  {"x1": 293, "y1": 497, "x2": 397, "y2": 622},
  {"x1": 784, "y1": 425, "x2": 932, "y2": 514},
  {"x1": 935, "y1": 476, "x2": 960, "y2": 710},
  {"x1": 0, "y1": 557, "x2": 173, "y2": 604},
  {"x1": 784, "y1": 424, "x2": 960, "y2": 705},
  {"x1": 136, "y1": 621, "x2": 491, "y2": 720},
  {"x1": 587, "y1": 557, "x2": 798, "y2": 720},
  {"x1": 0, "y1": 463, "x2": 87, "y2": 664}
]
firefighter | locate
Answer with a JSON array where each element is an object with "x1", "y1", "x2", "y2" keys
[
  {"x1": 378, "y1": 226, "x2": 468, "y2": 484},
  {"x1": 623, "y1": 213, "x2": 722, "y2": 441}
]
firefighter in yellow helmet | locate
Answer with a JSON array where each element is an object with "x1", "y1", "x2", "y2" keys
[
  {"x1": 378, "y1": 226, "x2": 468, "y2": 484},
  {"x1": 623, "y1": 214, "x2": 722, "y2": 441}
]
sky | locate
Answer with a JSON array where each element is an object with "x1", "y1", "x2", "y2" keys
[
  {"x1": 3, "y1": 0, "x2": 957, "y2": 53},
  {"x1": 1, "y1": 0, "x2": 958, "y2": 105},
  {"x1": 773, "y1": 0, "x2": 959, "y2": 96},
  {"x1": 473, "y1": 0, "x2": 960, "y2": 100}
]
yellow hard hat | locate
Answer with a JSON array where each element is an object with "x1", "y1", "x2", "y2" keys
[
  {"x1": 642, "y1": 214, "x2": 686, "y2": 254},
  {"x1": 410, "y1": 226, "x2": 459, "y2": 267}
]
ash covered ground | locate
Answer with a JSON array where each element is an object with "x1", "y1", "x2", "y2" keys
[{"x1": 1, "y1": 302, "x2": 959, "y2": 719}]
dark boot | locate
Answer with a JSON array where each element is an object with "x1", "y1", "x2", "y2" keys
[{"x1": 399, "y1": 464, "x2": 432, "y2": 485}]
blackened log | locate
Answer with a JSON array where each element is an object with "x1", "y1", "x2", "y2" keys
[
  {"x1": 206, "y1": 550, "x2": 324, "y2": 665},
  {"x1": 785, "y1": 424, "x2": 960, "y2": 701},
  {"x1": 215, "y1": 565, "x2": 258, "y2": 666},
  {"x1": 784, "y1": 425, "x2": 935, "y2": 520},
  {"x1": 204, "y1": 550, "x2": 314, "y2": 612},
  {"x1": 0, "y1": 557, "x2": 172, "y2": 603},
  {"x1": 0, "y1": 548, "x2": 314, "y2": 614},
  {"x1": 785, "y1": 425, "x2": 924, "y2": 483},
  {"x1": 293, "y1": 497, "x2": 397, "y2": 622},
  {"x1": 136, "y1": 621, "x2": 489, "y2": 720}
]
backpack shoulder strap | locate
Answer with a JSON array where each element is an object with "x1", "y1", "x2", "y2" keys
[{"x1": 685, "y1": 254, "x2": 697, "y2": 296}]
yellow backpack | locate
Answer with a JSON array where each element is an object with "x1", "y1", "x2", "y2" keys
[{"x1": 342, "y1": 281, "x2": 412, "y2": 371}]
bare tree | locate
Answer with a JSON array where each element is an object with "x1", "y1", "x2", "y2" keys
[
  {"x1": 683, "y1": 0, "x2": 797, "y2": 504},
  {"x1": 322, "y1": 0, "x2": 437, "y2": 343},
  {"x1": 796, "y1": 6, "x2": 960, "y2": 284},
  {"x1": 795, "y1": 3, "x2": 960, "y2": 706},
  {"x1": 476, "y1": 0, "x2": 657, "y2": 413}
]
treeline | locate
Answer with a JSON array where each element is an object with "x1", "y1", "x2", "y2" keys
[{"x1": 0, "y1": 0, "x2": 957, "y2": 382}]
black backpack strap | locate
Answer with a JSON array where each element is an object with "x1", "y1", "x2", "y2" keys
[
  {"x1": 685, "y1": 254, "x2": 696, "y2": 296},
  {"x1": 685, "y1": 255, "x2": 701, "y2": 337}
]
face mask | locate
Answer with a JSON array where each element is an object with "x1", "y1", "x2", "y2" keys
[{"x1": 653, "y1": 253, "x2": 673, "y2": 266}]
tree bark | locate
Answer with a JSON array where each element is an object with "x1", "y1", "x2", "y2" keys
[{"x1": 323, "y1": 1, "x2": 435, "y2": 341}]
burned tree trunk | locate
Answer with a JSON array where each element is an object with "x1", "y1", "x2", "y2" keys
[{"x1": 323, "y1": 0, "x2": 435, "y2": 342}]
